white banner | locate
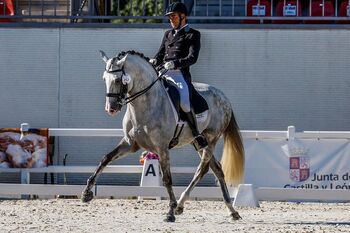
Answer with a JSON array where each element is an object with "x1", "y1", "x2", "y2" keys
[
  {"x1": 244, "y1": 138, "x2": 350, "y2": 190},
  {"x1": 252, "y1": 5, "x2": 266, "y2": 16},
  {"x1": 283, "y1": 5, "x2": 297, "y2": 16}
]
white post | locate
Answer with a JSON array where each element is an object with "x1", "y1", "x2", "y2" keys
[
  {"x1": 20, "y1": 123, "x2": 30, "y2": 140},
  {"x1": 20, "y1": 169, "x2": 31, "y2": 199},
  {"x1": 287, "y1": 125, "x2": 296, "y2": 140}
]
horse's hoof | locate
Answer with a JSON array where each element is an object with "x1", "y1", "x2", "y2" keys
[
  {"x1": 230, "y1": 211, "x2": 242, "y2": 220},
  {"x1": 81, "y1": 190, "x2": 93, "y2": 203},
  {"x1": 164, "y1": 214, "x2": 176, "y2": 222},
  {"x1": 174, "y1": 206, "x2": 184, "y2": 215}
]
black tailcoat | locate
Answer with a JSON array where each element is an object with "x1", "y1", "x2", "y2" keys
[{"x1": 154, "y1": 25, "x2": 201, "y2": 84}]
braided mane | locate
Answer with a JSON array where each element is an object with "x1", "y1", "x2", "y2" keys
[
  {"x1": 116, "y1": 50, "x2": 158, "y2": 73},
  {"x1": 116, "y1": 50, "x2": 150, "y2": 62}
]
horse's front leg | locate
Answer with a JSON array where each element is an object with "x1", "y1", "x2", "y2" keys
[
  {"x1": 81, "y1": 138, "x2": 139, "y2": 202},
  {"x1": 175, "y1": 147, "x2": 212, "y2": 215},
  {"x1": 158, "y1": 151, "x2": 177, "y2": 222}
]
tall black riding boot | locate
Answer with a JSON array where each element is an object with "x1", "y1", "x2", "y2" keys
[{"x1": 185, "y1": 109, "x2": 208, "y2": 150}]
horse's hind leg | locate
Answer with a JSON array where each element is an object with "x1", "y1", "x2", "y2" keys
[
  {"x1": 209, "y1": 157, "x2": 241, "y2": 220},
  {"x1": 81, "y1": 138, "x2": 139, "y2": 203},
  {"x1": 175, "y1": 147, "x2": 212, "y2": 215}
]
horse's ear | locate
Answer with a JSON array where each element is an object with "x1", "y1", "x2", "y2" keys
[
  {"x1": 116, "y1": 55, "x2": 127, "y2": 66},
  {"x1": 99, "y1": 50, "x2": 109, "y2": 63}
]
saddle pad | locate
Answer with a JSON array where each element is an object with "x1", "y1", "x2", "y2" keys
[
  {"x1": 163, "y1": 80, "x2": 209, "y2": 116},
  {"x1": 190, "y1": 83, "x2": 209, "y2": 114}
]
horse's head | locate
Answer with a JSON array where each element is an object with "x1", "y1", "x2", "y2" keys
[
  {"x1": 100, "y1": 50, "x2": 132, "y2": 116},
  {"x1": 100, "y1": 50, "x2": 158, "y2": 116}
]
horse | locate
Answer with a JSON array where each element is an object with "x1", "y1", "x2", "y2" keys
[{"x1": 81, "y1": 50, "x2": 245, "y2": 222}]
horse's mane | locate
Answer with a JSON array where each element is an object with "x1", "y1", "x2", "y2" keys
[
  {"x1": 117, "y1": 50, "x2": 158, "y2": 74},
  {"x1": 116, "y1": 50, "x2": 150, "y2": 63}
]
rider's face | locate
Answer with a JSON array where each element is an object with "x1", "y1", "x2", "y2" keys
[{"x1": 168, "y1": 13, "x2": 180, "y2": 29}]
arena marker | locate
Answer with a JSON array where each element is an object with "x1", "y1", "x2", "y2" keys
[
  {"x1": 233, "y1": 184, "x2": 260, "y2": 208},
  {"x1": 138, "y1": 155, "x2": 161, "y2": 201}
]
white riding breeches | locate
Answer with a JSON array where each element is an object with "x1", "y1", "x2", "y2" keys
[{"x1": 163, "y1": 70, "x2": 191, "y2": 113}]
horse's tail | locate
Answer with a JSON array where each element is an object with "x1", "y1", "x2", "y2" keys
[{"x1": 220, "y1": 110, "x2": 245, "y2": 185}]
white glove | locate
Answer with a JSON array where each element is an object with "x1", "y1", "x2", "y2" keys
[
  {"x1": 164, "y1": 61, "x2": 175, "y2": 70},
  {"x1": 149, "y1": 59, "x2": 157, "y2": 65}
]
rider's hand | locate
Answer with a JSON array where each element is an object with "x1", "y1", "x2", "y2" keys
[
  {"x1": 164, "y1": 61, "x2": 175, "y2": 70},
  {"x1": 149, "y1": 59, "x2": 157, "y2": 65}
]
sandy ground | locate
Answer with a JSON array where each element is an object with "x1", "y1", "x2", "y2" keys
[{"x1": 0, "y1": 199, "x2": 349, "y2": 233}]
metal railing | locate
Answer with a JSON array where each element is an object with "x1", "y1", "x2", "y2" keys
[{"x1": 0, "y1": 0, "x2": 350, "y2": 24}]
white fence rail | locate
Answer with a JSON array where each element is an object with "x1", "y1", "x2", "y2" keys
[
  {"x1": 0, "y1": 165, "x2": 220, "y2": 199},
  {"x1": 0, "y1": 165, "x2": 205, "y2": 186},
  {"x1": 1, "y1": 126, "x2": 350, "y2": 202},
  {"x1": 1, "y1": 167, "x2": 349, "y2": 201},
  {"x1": 49, "y1": 127, "x2": 350, "y2": 139}
]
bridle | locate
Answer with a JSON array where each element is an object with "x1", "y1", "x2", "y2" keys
[{"x1": 105, "y1": 58, "x2": 165, "y2": 106}]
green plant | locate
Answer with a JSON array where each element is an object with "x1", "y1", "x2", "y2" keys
[{"x1": 111, "y1": 0, "x2": 164, "y2": 23}]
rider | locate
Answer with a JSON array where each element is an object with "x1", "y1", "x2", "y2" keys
[{"x1": 149, "y1": 2, "x2": 208, "y2": 150}]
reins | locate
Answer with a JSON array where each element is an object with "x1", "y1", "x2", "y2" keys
[{"x1": 106, "y1": 62, "x2": 168, "y2": 106}]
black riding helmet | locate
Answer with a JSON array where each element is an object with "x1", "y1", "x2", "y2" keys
[{"x1": 165, "y1": 2, "x2": 188, "y2": 16}]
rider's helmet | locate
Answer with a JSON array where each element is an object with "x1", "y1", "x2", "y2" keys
[{"x1": 165, "y1": 2, "x2": 188, "y2": 16}]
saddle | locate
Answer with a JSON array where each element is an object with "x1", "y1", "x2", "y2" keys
[
  {"x1": 162, "y1": 79, "x2": 209, "y2": 149},
  {"x1": 163, "y1": 79, "x2": 209, "y2": 121}
]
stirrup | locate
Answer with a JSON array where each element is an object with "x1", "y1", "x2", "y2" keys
[
  {"x1": 192, "y1": 135, "x2": 208, "y2": 151},
  {"x1": 168, "y1": 124, "x2": 184, "y2": 149},
  {"x1": 168, "y1": 138, "x2": 179, "y2": 149}
]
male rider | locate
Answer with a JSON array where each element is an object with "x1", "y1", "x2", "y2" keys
[{"x1": 150, "y1": 2, "x2": 207, "y2": 150}]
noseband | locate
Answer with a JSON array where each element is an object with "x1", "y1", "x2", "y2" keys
[
  {"x1": 105, "y1": 59, "x2": 163, "y2": 106},
  {"x1": 105, "y1": 57, "x2": 129, "y2": 105}
]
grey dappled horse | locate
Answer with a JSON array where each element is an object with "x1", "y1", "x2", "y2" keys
[{"x1": 81, "y1": 50, "x2": 245, "y2": 222}]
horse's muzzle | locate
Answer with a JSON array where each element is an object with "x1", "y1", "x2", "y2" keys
[
  {"x1": 106, "y1": 109, "x2": 120, "y2": 116},
  {"x1": 105, "y1": 101, "x2": 122, "y2": 116}
]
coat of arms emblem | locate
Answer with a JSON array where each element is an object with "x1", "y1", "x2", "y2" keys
[
  {"x1": 282, "y1": 142, "x2": 310, "y2": 182},
  {"x1": 289, "y1": 156, "x2": 310, "y2": 182}
]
